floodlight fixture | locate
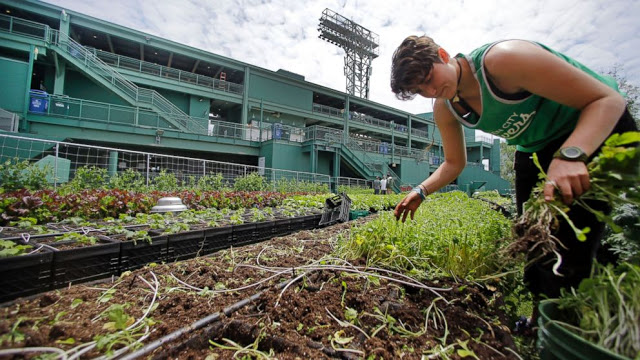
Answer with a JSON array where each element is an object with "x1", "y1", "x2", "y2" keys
[{"x1": 318, "y1": 8, "x2": 379, "y2": 99}]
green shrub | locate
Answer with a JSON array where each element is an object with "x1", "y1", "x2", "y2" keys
[
  {"x1": 151, "y1": 169, "x2": 178, "y2": 191},
  {"x1": 197, "y1": 173, "x2": 227, "y2": 191},
  {"x1": 233, "y1": 172, "x2": 268, "y2": 192},
  {"x1": 109, "y1": 169, "x2": 146, "y2": 192},
  {"x1": 0, "y1": 158, "x2": 52, "y2": 192},
  {"x1": 64, "y1": 166, "x2": 108, "y2": 191}
]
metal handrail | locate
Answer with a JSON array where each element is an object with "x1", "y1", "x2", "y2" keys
[
  {"x1": 47, "y1": 29, "x2": 206, "y2": 134},
  {"x1": 343, "y1": 136, "x2": 378, "y2": 174},
  {"x1": 0, "y1": 13, "x2": 48, "y2": 41},
  {"x1": 91, "y1": 49, "x2": 244, "y2": 95}
]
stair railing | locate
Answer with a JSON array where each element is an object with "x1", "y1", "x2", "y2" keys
[{"x1": 49, "y1": 30, "x2": 205, "y2": 134}]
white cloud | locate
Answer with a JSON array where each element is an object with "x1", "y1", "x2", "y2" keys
[{"x1": 44, "y1": 0, "x2": 640, "y2": 115}]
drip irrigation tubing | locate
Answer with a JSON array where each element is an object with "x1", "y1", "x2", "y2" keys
[{"x1": 118, "y1": 275, "x2": 295, "y2": 360}]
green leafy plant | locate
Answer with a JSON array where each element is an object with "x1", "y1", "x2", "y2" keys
[
  {"x1": 109, "y1": 169, "x2": 146, "y2": 192},
  {"x1": 554, "y1": 262, "x2": 640, "y2": 359},
  {"x1": 65, "y1": 166, "x2": 109, "y2": 191},
  {"x1": 93, "y1": 303, "x2": 152, "y2": 356},
  {"x1": 336, "y1": 192, "x2": 512, "y2": 279},
  {"x1": 0, "y1": 239, "x2": 33, "y2": 258},
  {"x1": 197, "y1": 173, "x2": 227, "y2": 191},
  {"x1": 0, "y1": 158, "x2": 52, "y2": 192},
  {"x1": 0, "y1": 318, "x2": 25, "y2": 345},
  {"x1": 54, "y1": 232, "x2": 98, "y2": 245},
  {"x1": 233, "y1": 172, "x2": 268, "y2": 192},
  {"x1": 513, "y1": 131, "x2": 640, "y2": 267},
  {"x1": 601, "y1": 203, "x2": 640, "y2": 263},
  {"x1": 151, "y1": 169, "x2": 179, "y2": 191}
]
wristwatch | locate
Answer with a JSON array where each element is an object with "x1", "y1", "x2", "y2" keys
[
  {"x1": 411, "y1": 186, "x2": 426, "y2": 200},
  {"x1": 553, "y1": 146, "x2": 588, "y2": 163}
]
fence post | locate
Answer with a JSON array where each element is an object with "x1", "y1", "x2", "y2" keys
[
  {"x1": 146, "y1": 154, "x2": 150, "y2": 187},
  {"x1": 54, "y1": 143, "x2": 59, "y2": 189}
]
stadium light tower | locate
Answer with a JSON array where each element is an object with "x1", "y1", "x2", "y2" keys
[{"x1": 318, "y1": 8, "x2": 379, "y2": 99}]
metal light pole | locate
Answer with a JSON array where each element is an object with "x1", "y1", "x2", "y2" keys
[{"x1": 318, "y1": 8, "x2": 379, "y2": 99}]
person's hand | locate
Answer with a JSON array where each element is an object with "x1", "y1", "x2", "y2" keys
[
  {"x1": 394, "y1": 191, "x2": 423, "y2": 222},
  {"x1": 544, "y1": 159, "x2": 590, "y2": 204}
]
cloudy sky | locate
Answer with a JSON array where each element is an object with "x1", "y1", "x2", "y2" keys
[{"x1": 43, "y1": 0, "x2": 640, "y2": 115}]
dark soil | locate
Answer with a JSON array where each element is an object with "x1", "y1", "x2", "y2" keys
[{"x1": 0, "y1": 216, "x2": 523, "y2": 359}]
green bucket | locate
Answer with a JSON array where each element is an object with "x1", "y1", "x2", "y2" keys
[{"x1": 537, "y1": 300, "x2": 631, "y2": 360}]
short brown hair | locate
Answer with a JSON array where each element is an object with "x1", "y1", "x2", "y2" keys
[{"x1": 390, "y1": 35, "x2": 442, "y2": 100}]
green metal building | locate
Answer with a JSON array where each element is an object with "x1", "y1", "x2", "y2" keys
[{"x1": 0, "y1": 0, "x2": 510, "y2": 194}]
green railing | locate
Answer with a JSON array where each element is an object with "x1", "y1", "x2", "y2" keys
[
  {"x1": 350, "y1": 112, "x2": 393, "y2": 130},
  {"x1": 302, "y1": 125, "x2": 343, "y2": 143},
  {"x1": 0, "y1": 13, "x2": 48, "y2": 41},
  {"x1": 34, "y1": 94, "x2": 181, "y2": 131},
  {"x1": 0, "y1": 13, "x2": 208, "y2": 134},
  {"x1": 48, "y1": 28, "x2": 206, "y2": 134},
  {"x1": 312, "y1": 103, "x2": 344, "y2": 118},
  {"x1": 411, "y1": 128, "x2": 429, "y2": 138},
  {"x1": 91, "y1": 49, "x2": 244, "y2": 95}
]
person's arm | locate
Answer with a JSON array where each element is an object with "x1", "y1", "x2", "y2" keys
[
  {"x1": 484, "y1": 41, "x2": 627, "y2": 204},
  {"x1": 394, "y1": 99, "x2": 467, "y2": 221}
]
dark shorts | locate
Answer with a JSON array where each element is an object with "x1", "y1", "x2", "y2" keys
[{"x1": 514, "y1": 109, "x2": 637, "y2": 298}]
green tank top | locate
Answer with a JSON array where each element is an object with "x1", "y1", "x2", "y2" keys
[{"x1": 446, "y1": 41, "x2": 621, "y2": 152}]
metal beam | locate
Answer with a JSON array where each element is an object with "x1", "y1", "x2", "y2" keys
[
  {"x1": 106, "y1": 34, "x2": 114, "y2": 53},
  {"x1": 191, "y1": 59, "x2": 200, "y2": 73},
  {"x1": 167, "y1": 52, "x2": 173, "y2": 68}
]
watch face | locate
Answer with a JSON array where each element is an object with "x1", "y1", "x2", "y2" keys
[{"x1": 562, "y1": 147, "x2": 582, "y2": 159}]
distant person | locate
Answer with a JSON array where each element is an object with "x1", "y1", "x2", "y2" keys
[
  {"x1": 39, "y1": 80, "x2": 46, "y2": 92},
  {"x1": 380, "y1": 176, "x2": 387, "y2": 195},
  {"x1": 386, "y1": 174, "x2": 394, "y2": 194},
  {"x1": 373, "y1": 176, "x2": 381, "y2": 195},
  {"x1": 390, "y1": 35, "x2": 637, "y2": 325}
]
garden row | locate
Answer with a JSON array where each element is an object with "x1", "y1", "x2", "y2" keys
[
  {"x1": 0, "y1": 210, "x2": 523, "y2": 359},
  {"x1": 0, "y1": 197, "x2": 341, "y2": 303}
]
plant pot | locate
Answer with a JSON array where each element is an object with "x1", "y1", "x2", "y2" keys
[
  {"x1": 167, "y1": 230, "x2": 205, "y2": 262},
  {"x1": 0, "y1": 243, "x2": 54, "y2": 303},
  {"x1": 537, "y1": 300, "x2": 631, "y2": 360},
  {"x1": 120, "y1": 235, "x2": 168, "y2": 272}
]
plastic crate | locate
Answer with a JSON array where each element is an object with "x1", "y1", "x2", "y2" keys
[
  {"x1": 202, "y1": 226, "x2": 233, "y2": 255},
  {"x1": 0, "y1": 243, "x2": 54, "y2": 303},
  {"x1": 289, "y1": 216, "x2": 307, "y2": 232},
  {"x1": 319, "y1": 193, "x2": 351, "y2": 226},
  {"x1": 253, "y1": 221, "x2": 275, "y2": 242},
  {"x1": 167, "y1": 230, "x2": 205, "y2": 262},
  {"x1": 120, "y1": 235, "x2": 168, "y2": 272},
  {"x1": 231, "y1": 223, "x2": 257, "y2": 246},
  {"x1": 302, "y1": 214, "x2": 322, "y2": 229},
  {"x1": 52, "y1": 242, "x2": 120, "y2": 288},
  {"x1": 272, "y1": 218, "x2": 292, "y2": 237}
]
